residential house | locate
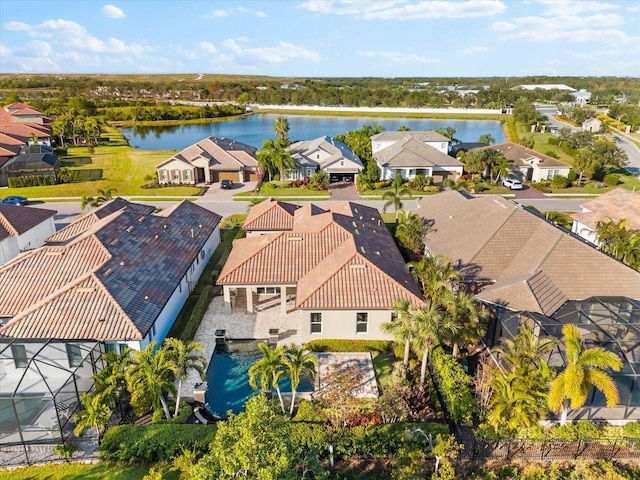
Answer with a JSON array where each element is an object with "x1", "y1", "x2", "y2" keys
[
  {"x1": 372, "y1": 134, "x2": 464, "y2": 182},
  {"x1": 242, "y1": 198, "x2": 301, "y2": 236},
  {"x1": 0, "y1": 198, "x2": 222, "y2": 446},
  {"x1": 218, "y1": 201, "x2": 425, "y2": 343},
  {"x1": 286, "y1": 136, "x2": 363, "y2": 182},
  {"x1": 510, "y1": 84, "x2": 577, "y2": 92},
  {"x1": 371, "y1": 131, "x2": 450, "y2": 155},
  {"x1": 0, "y1": 204, "x2": 57, "y2": 265},
  {"x1": 157, "y1": 136, "x2": 258, "y2": 185},
  {"x1": 582, "y1": 117, "x2": 602, "y2": 133},
  {"x1": 417, "y1": 191, "x2": 640, "y2": 422},
  {"x1": 0, "y1": 151, "x2": 60, "y2": 186},
  {"x1": 571, "y1": 188, "x2": 640, "y2": 245},
  {"x1": 572, "y1": 89, "x2": 592, "y2": 106},
  {"x1": 0, "y1": 102, "x2": 50, "y2": 126},
  {"x1": 475, "y1": 142, "x2": 571, "y2": 182}
]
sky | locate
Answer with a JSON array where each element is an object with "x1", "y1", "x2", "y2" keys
[{"x1": 1, "y1": 0, "x2": 639, "y2": 78}]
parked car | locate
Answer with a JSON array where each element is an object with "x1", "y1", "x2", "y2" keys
[
  {"x1": 220, "y1": 179, "x2": 233, "y2": 190},
  {"x1": 502, "y1": 177, "x2": 523, "y2": 190},
  {"x1": 1, "y1": 196, "x2": 28, "y2": 206}
]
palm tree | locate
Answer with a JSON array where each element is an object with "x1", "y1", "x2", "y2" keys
[
  {"x1": 487, "y1": 151, "x2": 510, "y2": 184},
  {"x1": 395, "y1": 210, "x2": 428, "y2": 259},
  {"x1": 273, "y1": 117, "x2": 290, "y2": 144},
  {"x1": 248, "y1": 342, "x2": 287, "y2": 413},
  {"x1": 257, "y1": 139, "x2": 295, "y2": 181},
  {"x1": 163, "y1": 338, "x2": 207, "y2": 417},
  {"x1": 407, "y1": 254, "x2": 460, "y2": 300},
  {"x1": 494, "y1": 323, "x2": 556, "y2": 376},
  {"x1": 80, "y1": 194, "x2": 96, "y2": 212},
  {"x1": 548, "y1": 324, "x2": 623, "y2": 425},
  {"x1": 412, "y1": 299, "x2": 446, "y2": 387},
  {"x1": 442, "y1": 291, "x2": 485, "y2": 357},
  {"x1": 94, "y1": 348, "x2": 132, "y2": 419},
  {"x1": 381, "y1": 299, "x2": 416, "y2": 379},
  {"x1": 126, "y1": 341, "x2": 177, "y2": 420},
  {"x1": 283, "y1": 344, "x2": 318, "y2": 416},
  {"x1": 96, "y1": 188, "x2": 117, "y2": 206},
  {"x1": 488, "y1": 373, "x2": 546, "y2": 433},
  {"x1": 382, "y1": 174, "x2": 412, "y2": 223},
  {"x1": 73, "y1": 392, "x2": 112, "y2": 441}
]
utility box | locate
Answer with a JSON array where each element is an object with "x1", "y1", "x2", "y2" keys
[{"x1": 193, "y1": 382, "x2": 207, "y2": 404}]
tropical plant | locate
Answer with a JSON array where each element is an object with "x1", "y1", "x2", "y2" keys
[
  {"x1": 407, "y1": 254, "x2": 460, "y2": 300},
  {"x1": 126, "y1": 341, "x2": 178, "y2": 420},
  {"x1": 273, "y1": 117, "x2": 290, "y2": 144},
  {"x1": 80, "y1": 193, "x2": 96, "y2": 212},
  {"x1": 462, "y1": 149, "x2": 487, "y2": 176},
  {"x1": 283, "y1": 344, "x2": 318, "y2": 416},
  {"x1": 381, "y1": 299, "x2": 416, "y2": 379},
  {"x1": 163, "y1": 338, "x2": 207, "y2": 417},
  {"x1": 487, "y1": 373, "x2": 546, "y2": 434},
  {"x1": 94, "y1": 347, "x2": 132, "y2": 418},
  {"x1": 382, "y1": 174, "x2": 412, "y2": 222},
  {"x1": 478, "y1": 133, "x2": 495, "y2": 145},
  {"x1": 487, "y1": 150, "x2": 510, "y2": 184},
  {"x1": 548, "y1": 324, "x2": 623, "y2": 425},
  {"x1": 73, "y1": 392, "x2": 112, "y2": 440},
  {"x1": 96, "y1": 188, "x2": 117, "y2": 205},
  {"x1": 395, "y1": 210, "x2": 428, "y2": 259},
  {"x1": 441, "y1": 290, "x2": 486, "y2": 357},
  {"x1": 595, "y1": 218, "x2": 640, "y2": 270},
  {"x1": 412, "y1": 299, "x2": 446, "y2": 388},
  {"x1": 257, "y1": 138, "x2": 295, "y2": 181},
  {"x1": 248, "y1": 342, "x2": 287, "y2": 413}
]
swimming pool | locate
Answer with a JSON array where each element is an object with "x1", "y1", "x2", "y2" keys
[{"x1": 205, "y1": 341, "x2": 314, "y2": 418}]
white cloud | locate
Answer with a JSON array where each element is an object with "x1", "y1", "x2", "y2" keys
[
  {"x1": 358, "y1": 50, "x2": 439, "y2": 64},
  {"x1": 204, "y1": 9, "x2": 229, "y2": 18},
  {"x1": 102, "y1": 5, "x2": 126, "y2": 19},
  {"x1": 256, "y1": 11, "x2": 267, "y2": 18},
  {"x1": 199, "y1": 41, "x2": 217, "y2": 55},
  {"x1": 536, "y1": 0, "x2": 620, "y2": 16},
  {"x1": 463, "y1": 46, "x2": 488, "y2": 55},
  {"x1": 222, "y1": 39, "x2": 322, "y2": 63},
  {"x1": 299, "y1": 0, "x2": 506, "y2": 19}
]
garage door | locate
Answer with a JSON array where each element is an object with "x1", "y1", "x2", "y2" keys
[
  {"x1": 244, "y1": 170, "x2": 258, "y2": 182},
  {"x1": 214, "y1": 171, "x2": 237, "y2": 183}
]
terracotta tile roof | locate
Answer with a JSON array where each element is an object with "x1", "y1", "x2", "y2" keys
[
  {"x1": 571, "y1": 188, "x2": 640, "y2": 231},
  {"x1": 243, "y1": 198, "x2": 301, "y2": 232},
  {"x1": 418, "y1": 191, "x2": 640, "y2": 314},
  {"x1": 374, "y1": 136, "x2": 463, "y2": 168},
  {"x1": 371, "y1": 131, "x2": 450, "y2": 143},
  {"x1": 477, "y1": 142, "x2": 570, "y2": 169},
  {"x1": 0, "y1": 204, "x2": 56, "y2": 241},
  {"x1": 218, "y1": 201, "x2": 424, "y2": 309},
  {"x1": 157, "y1": 136, "x2": 258, "y2": 171},
  {"x1": 0, "y1": 199, "x2": 221, "y2": 341},
  {"x1": 0, "y1": 122, "x2": 51, "y2": 139}
]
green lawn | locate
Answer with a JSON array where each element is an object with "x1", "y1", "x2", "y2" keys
[
  {"x1": 0, "y1": 462, "x2": 176, "y2": 480},
  {"x1": 1, "y1": 127, "x2": 200, "y2": 199},
  {"x1": 234, "y1": 186, "x2": 330, "y2": 199}
]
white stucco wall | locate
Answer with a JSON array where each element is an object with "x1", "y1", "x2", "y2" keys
[
  {"x1": 297, "y1": 309, "x2": 394, "y2": 344},
  {"x1": 16, "y1": 217, "x2": 56, "y2": 253}
]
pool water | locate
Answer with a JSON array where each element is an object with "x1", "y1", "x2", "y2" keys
[{"x1": 206, "y1": 342, "x2": 314, "y2": 418}]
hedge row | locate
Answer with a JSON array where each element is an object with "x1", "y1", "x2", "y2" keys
[
  {"x1": 304, "y1": 339, "x2": 395, "y2": 353},
  {"x1": 430, "y1": 346, "x2": 476, "y2": 426},
  {"x1": 179, "y1": 284, "x2": 215, "y2": 342},
  {"x1": 8, "y1": 175, "x2": 56, "y2": 187},
  {"x1": 99, "y1": 423, "x2": 218, "y2": 463}
]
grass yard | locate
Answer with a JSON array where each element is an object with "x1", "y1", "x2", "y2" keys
[
  {"x1": 234, "y1": 186, "x2": 330, "y2": 199},
  {"x1": 1, "y1": 127, "x2": 200, "y2": 199},
  {"x1": 0, "y1": 462, "x2": 175, "y2": 480}
]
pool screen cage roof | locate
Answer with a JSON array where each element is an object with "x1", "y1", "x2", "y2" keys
[{"x1": 0, "y1": 338, "x2": 103, "y2": 452}]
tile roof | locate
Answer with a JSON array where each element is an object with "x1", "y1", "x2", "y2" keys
[
  {"x1": 371, "y1": 131, "x2": 450, "y2": 143},
  {"x1": 374, "y1": 136, "x2": 464, "y2": 168},
  {"x1": 0, "y1": 199, "x2": 221, "y2": 341},
  {"x1": 288, "y1": 136, "x2": 363, "y2": 170},
  {"x1": 0, "y1": 122, "x2": 51, "y2": 139},
  {"x1": 417, "y1": 191, "x2": 640, "y2": 315},
  {"x1": 0, "y1": 204, "x2": 56, "y2": 241},
  {"x1": 157, "y1": 136, "x2": 257, "y2": 171},
  {"x1": 571, "y1": 188, "x2": 640, "y2": 231},
  {"x1": 476, "y1": 142, "x2": 571, "y2": 169},
  {"x1": 243, "y1": 198, "x2": 301, "y2": 232},
  {"x1": 218, "y1": 201, "x2": 424, "y2": 310}
]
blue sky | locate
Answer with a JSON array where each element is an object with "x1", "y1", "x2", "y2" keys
[{"x1": 1, "y1": 0, "x2": 639, "y2": 77}]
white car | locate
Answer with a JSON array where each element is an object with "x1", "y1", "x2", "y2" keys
[{"x1": 502, "y1": 178, "x2": 523, "y2": 190}]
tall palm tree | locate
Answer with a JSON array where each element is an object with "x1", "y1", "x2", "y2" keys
[
  {"x1": 488, "y1": 152, "x2": 510, "y2": 184},
  {"x1": 73, "y1": 392, "x2": 112, "y2": 442},
  {"x1": 382, "y1": 174, "x2": 412, "y2": 223},
  {"x1": 382, "y1": 299, "x2": 416, "y2": 379},
  {"x1": 163, "y1": 338, "x2": 208, "y2": 417},
  {"x1": 488, "y1": 373, "x2": 546, "y2": 433},
  {"x1": 412, "y1": 299, "x2": 446, "y2": 387},
  {"x1": 442, "y1": 290, "x2": 485, "y2": 357},
  {"x1": 96, "y1": 188, "x2": 117, "y2": 206},
  {"x1": 126, "y1": 341, "x2": 177, "y2": 420},
  {"x1": 257, "y1": 138, "x2": 295, "y2": 181},
  {"x1": 94, "y1": 348, "x2": 132, "y2": 418},
  {"x1": 548, "y1": 324, "x2": 623, "y2": 425},
  {"x1": 80, "y1": 194, "x2": 96, "y2": 212},
  {"x1": 248, "y1": 342, "x2": 287, "y2": 413},
  {"x1": 494, "y1": 323, "x2": 556, "y2": 376},
  {"x1": 283, "y1": 344, "x2": 318, "y2": 416},
  {"x1": 395, "y1": 210, "x2": 428, "y2": 259},
  {"x1": 273, "y1": 117, "x2": 290, "y2": 144},
  {"x1": 407, "y1": 254, "x2": 460, "y2": 300}
]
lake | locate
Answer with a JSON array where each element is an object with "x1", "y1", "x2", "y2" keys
[{"x1": 119, "y1": 114, "x2": 506, "y2": 151}]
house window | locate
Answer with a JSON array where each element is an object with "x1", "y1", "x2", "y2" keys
[
  {"x1": 149, "y1": 323, "x2": 156, "y2": 340},
  {"x1": 340, "y1": 160, "x2": 344, "y2": 166},
  {"x1": 172, "y1": 169, "x2": 180, "y2": 181},
  {"x1": 310, "y1": 313, "x2": 322, "y2": 334},
  {"x1": 118, "y1": 343, "x2": 129, "y2": 354},
  {"x1": 105, "y1": 343, "x2": 117, "y2": 354},
  {"x1": 316, "y1": 154, "x2": 320, "y2": 160},
  {"x1": 66, "y1": 344, "x2": 83, "y2": 368},
  {"x1": 356, "y1": 312, "x2": 368, "y2": 334},
  {"x1": 184, "y1": 170, "x2": 192, "y2": 181},
  {"x1": 12, "y1": 344, "x2": 28, "y2": 368},
  {"x1": 256, "y1": 286, "x2": 280, "y2": 295},
  {"x1": 161, "y1": 170, "x2": 168, "y2": 181}
]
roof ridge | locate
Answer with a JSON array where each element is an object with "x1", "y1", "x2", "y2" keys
[
  {"x1": 92, "y1": 272, "x2": 144, "y2": 338},
  {"x1": 0, "y1": 212, "x2": 18, "y2": 236},
  {"x1": 356, "y1": 253, "x2": 425, "y2": 306},
  {"x1": 217, "y1": 232, "x2": 286, "y2": 283}
]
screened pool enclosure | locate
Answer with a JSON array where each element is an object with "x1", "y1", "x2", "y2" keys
[
  {"x1": 492, "y1": 296, "x2": 640, "y2": 422},
  {"x1": 0, "y1": 339, "x2": 103, "y2": 447}
]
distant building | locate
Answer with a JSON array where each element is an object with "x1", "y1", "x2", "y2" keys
[
  {"x1": 511, "y1": 84, "x2": 577, "y2": 92},
  {"x1": 582, "y1": 117, "x2": 602, "y2": 133}
]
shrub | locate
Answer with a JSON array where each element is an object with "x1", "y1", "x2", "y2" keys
[
  {"x1": 567, "y1": 169, "x2": 578, "y2": 183},
  {"x1": 304, "y1": 339, "x2": 394, "y2": 353},
  {"x1": 99, "y1": 423, "x2": 217, "y2": 463},
  {"x1": 156, "y1": 402, "x2": 191, "y2": 424},
  {"x1": 180, "y1": 284, "x2": 214, "y2": 342},
  {"x1": 550, "y1": 175, "x2": 571, "y2": 189},
  {"x1": 603, "y1": 173, "x2": 620, "y2": 186},
  {"x1": 547, "y1": 136, "x2": 560, "y2": 145},
  {"x1": 544, "y1": 150, "x2": 560, "y2": 159},
  {"x1": 430, "y1": 346, "x2": 475, "y2": 426},
  {"x1": 423, "y1": 185, "x2": 441, "y2": 193},
  {"x1": 373, "y1": 180, "x2": 392, "y2": 190}
]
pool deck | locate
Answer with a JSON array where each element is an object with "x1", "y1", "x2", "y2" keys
[{"x1": 179, "y1": 295, "x2": 379, "y2": 403}]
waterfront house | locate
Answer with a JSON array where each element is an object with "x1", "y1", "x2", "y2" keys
[{"x1": 286, "y1": 136, "x2": 363, "y2": 182}]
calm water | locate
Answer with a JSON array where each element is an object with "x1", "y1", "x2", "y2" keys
[{"x1": 120, "y1": 114, "x2": 505, "y2": 150}]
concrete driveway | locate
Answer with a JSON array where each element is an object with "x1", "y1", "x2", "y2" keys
[
  {"x1": 201, "y1": 181, "x2": 257, "y2": 201},
  {"x1": 328, "y1": 181, "x2": 360, "y2": 201}
]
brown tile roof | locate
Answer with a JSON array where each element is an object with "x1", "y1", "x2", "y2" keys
[
  {"x1": 476, "y1": 142, "x2": 571, "y2": 169},
  {"x1": 417, "y1": 191, "x2": 640, "y2": 314},
  {"x1": 243, "y1": 198, "x2": 301, "y2": 232},
  {"x1": 0, "y1": 204, "x2": 56, "y2": 241},
  {"x1": 571, "y1": 188, "x2": 640, "y2": 231},
  {"x1": 374, "y1": 136, "x2": 463, "y2": 168},
  {"x1": 0, "y1": 199, "x2": 221, "y2": 341},
  {"x1": 0, "y1": 122, "x2": 51, "y2": 139},
  {"x1": 218, "y1": 201, "x2": 424, "y2": 310},
  {"x1": 157, "y1": 136, "x2": 258, "y2": 171}
]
